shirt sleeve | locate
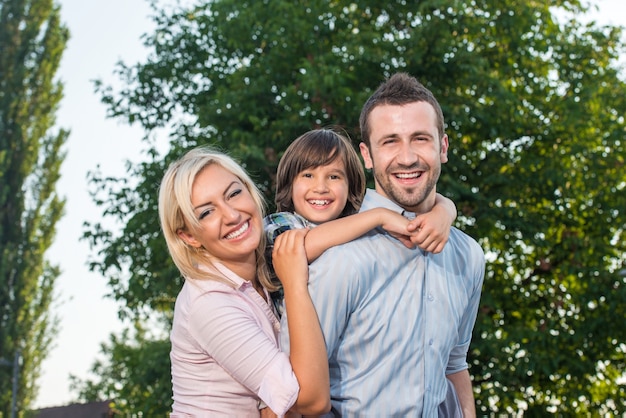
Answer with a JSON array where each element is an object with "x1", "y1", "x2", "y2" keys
[
  {"x1": 189, "y1": 290, "x2": 299, "y2": 415},
  {"x1": 446, "y1": 240, "x2": 486, "y2": 375},
  {"x1": 264, "y1": 212, "x2": 308, "y2": 281}
]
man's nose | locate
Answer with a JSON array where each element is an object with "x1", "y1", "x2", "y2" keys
[{"x1": 397, "y1": 142, "x2": 419, "y2": 167}]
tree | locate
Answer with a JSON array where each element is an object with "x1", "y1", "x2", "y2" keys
[
  {"x1": 83, "y1": 0, "x2": 626, "y2": 414},
  {"x1": 0, "y1": 0, "x2": 68, "y2": 413},
  {"x1": 70, "y1": 323, "x2": 172, "y2": 416}
]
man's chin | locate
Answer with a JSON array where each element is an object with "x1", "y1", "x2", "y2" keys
[{"x1": 390, "y1": 189, "x2": 431, "y2": 211}]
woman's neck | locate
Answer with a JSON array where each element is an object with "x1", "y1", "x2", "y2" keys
[
  {"x1": 219, "y1": 256, "x2": 266, "y2": 301},
  {"x1": 222, "y1": 257, "x2": 257, "y2": 282}
]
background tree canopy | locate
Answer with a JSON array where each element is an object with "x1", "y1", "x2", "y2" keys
[
  {"x1": 78, "y1": 0, "x2": 626, "y2": 414},
  {"x1": 0, "y1": 0, "x2": 68, "y2": 414}
]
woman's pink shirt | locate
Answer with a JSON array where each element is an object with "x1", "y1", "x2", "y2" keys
[{"x1": 169, "y1": 263, "x2": 299, "y2": 417}]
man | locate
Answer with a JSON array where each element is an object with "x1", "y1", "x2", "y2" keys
[{"x1": 280, "y1": 72, "x2": 485, "y2": 416}]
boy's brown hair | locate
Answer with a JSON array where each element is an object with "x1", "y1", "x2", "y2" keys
[{"x1": 275, "y1": 129, "x2": 365, "y2": 218}]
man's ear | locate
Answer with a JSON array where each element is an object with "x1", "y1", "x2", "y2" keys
[
  {"x1": 177, "y1": 229, "x2": 202, "y2": 248},
  {"x1": 440, "y1": 134, "x2": 449, "y2": 164},
  {"x1": 359, "y1": 142, "x2": 373, "y2": 169}
]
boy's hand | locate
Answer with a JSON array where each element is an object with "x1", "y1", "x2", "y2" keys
[
  {"x1": 407, "y1": 213, "x2": 450, "y2": 254},
  {"x1": 377, "y1": 209, "x2": 415, "y2": 249}
]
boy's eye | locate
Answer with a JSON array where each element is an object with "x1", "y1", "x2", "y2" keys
[
  {"x1": 329, "y1": 174, "x2": 341, "y2": 180},
  {"x1": 302, "y1": 172, "x2": 313, "y2": 178}
]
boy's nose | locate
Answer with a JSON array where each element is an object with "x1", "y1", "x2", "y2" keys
[{"x1": 313, "y1": 178, "x2": 329, "y2": 192}]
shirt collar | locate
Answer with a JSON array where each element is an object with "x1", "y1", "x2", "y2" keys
[
  {"x1": 360, "y1": 189, "x2": 417, "y2": 220},
  {"x1": 196, "y1": 262, "x2": 247, "y2": 289}
]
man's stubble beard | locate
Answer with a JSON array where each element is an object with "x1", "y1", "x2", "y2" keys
[{"x1": 373, "y1": 163, "x2": 441, "y2": 213}]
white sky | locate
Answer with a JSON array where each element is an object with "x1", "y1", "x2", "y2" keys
[
  {"x1": 34, "y1": 0, "x2": 625, "y2": 409},
  {"x1": 35, "y1": 0, "x2": 156, "y2": 408}
]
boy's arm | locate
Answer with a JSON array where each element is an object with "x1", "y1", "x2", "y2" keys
[
  {"x1": 304, "y1": 208, "x2": 412, "y2": 262},
  {"x1": 407, "y1": 193, "x2": 457, "y2": 254}
]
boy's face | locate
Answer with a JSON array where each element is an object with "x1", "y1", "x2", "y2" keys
[{"x1": 291, "y1": 157, "x2": 349, "y2": 224}]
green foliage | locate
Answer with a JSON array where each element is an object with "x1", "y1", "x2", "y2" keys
[
  {"x1": 0, "y1": 0, "x2": 69, "y2": 414},
  {"x1": 71, "y1": 323, "x2": 172, "y2": 415},
  {"x1": 83, "y1": 0, "x2": 626, "y2": 414}
]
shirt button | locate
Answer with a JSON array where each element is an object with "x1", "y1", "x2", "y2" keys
[
  {"x1": 427, "y1": 293, "x2": 434, "y2": 301},
  {"x1": 429, "y1": 338, "x2": 434, "y2": 346}
]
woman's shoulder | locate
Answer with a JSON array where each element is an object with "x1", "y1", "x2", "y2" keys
[{"x1": 177, "y1": 277, "x2": 233, "y2": 303}]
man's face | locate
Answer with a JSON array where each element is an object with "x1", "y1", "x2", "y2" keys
[{"x1": 360, "y1": 101, "x2": 449, "y2": 213}]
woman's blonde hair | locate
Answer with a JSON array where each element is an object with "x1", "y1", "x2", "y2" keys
[{"x1": 158, "y1": 146, "x2": 276, "y2": 290}]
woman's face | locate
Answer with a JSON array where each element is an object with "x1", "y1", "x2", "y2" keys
[{"x1": 178, "y1": 164, "x2": 262, "y2": 275}]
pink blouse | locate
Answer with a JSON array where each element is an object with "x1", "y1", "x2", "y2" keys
[{"x1": 169, "y1": 263, "x2": 299, "y2": 417}]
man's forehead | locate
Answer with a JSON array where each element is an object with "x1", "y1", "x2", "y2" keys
[{"x1": 369, "y1": 102, "x2": 439, "y2": 139}]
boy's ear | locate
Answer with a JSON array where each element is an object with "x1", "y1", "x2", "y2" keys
[
  {"x1": 177, "y1": 229, "x2": 202, "y2": 248},
  {"x1": 359, "y1": 142, "x2": 373, "y2": 169}
]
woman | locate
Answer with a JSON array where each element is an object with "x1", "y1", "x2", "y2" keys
[{"x1": 158, "y1": 146, "x2": 330, "y2": 417}]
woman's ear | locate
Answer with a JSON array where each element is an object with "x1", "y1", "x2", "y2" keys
[{"x1": 177, "y1": 229, "x2": 202, "y2": 248}]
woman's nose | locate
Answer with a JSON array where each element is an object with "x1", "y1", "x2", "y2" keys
[{"x1": 223, "y1": 203, "x2": 242, "y2": 223}]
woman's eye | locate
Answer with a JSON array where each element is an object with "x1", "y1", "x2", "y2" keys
[
  {"x1": 198, "y1": 209, "x2": 213, "y2": 220},
  {"x1": 229, "y1": 188, "x2": 242, "y2": 199}
]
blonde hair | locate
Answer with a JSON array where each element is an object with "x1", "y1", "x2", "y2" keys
[{"x1": 158, "y1": 146, "x2": 276, "y2": 291}]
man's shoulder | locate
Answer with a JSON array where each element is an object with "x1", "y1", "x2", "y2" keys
[
  {"x1": 447, "y1": 227, "x2": 485, "y2": 268},
  {"x1": 449, "y1": 227, "x2": 482, "y2": 249}
]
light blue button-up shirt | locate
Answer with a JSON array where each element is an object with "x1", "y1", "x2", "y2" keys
[{"x1": 280, "y1": 189, "x2": 485, "y2": 416}]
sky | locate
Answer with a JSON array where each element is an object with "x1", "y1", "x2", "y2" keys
[
  {"x1": 34, "y1": 0, "x2": 626, "y2": 409},
  {"x1": 35, "y1": 0, "x2": 158, "y2": 408}
]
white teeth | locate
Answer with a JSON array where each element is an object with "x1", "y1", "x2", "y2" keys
[
  {"x1": 309, "y1": 199, "x2": 330, "y2": 206},
  {"x1": 225, "y1": 221, "x2": 249, "y2": 239},
  {"x1": 396, "y1": 172, "x2": 420, "y2": 179}
]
